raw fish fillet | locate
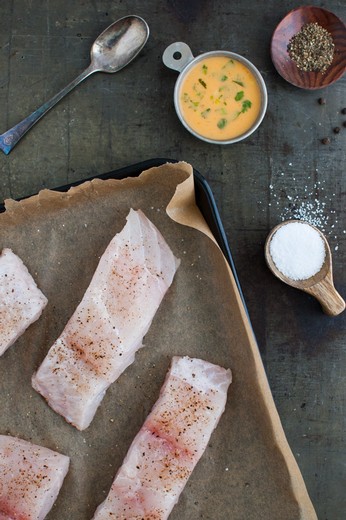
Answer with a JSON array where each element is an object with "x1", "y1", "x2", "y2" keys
[
  {"x1": 92, "y1": 356, "x2": 232, "y2": 520},
  {"x1": 0, "y1": 248, "x2": 48, "y2": 357},
  {"x1": 0, "y1": 435, "x2": 69, "y2": 520},
  {"x1": 32, "y1": 209, "x2": 179, "y2": 431}
]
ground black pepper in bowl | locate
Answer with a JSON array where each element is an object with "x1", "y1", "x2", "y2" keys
[
  {"x1": 271, "y1": 6, "x2": 346, "y2": 89},
  {"x1": 287, "y1": 22, "x2": 335, "y2": 74}
]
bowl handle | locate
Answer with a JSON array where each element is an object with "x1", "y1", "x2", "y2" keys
[{"x1": 162, "y1": 42, "x2": 195, "y2": 72}]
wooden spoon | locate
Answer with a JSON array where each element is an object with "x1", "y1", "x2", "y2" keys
[{"x1": 265, "y1": 220, "x2": 345, "y2": 316}]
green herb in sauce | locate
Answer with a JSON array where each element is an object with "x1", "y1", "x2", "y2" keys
[
  {"x1": 202, "y1": 64, "x2": 208, "y2": 75},
  {"x1": 235, "y1": 91, "x2": 244, "y2": 101},
  {"x1": 232, "y1": 100, "x2": 253, "y2": 119},
  {"x1": 233, "y1": 80, "x2": 244, "y2": 87},
  {"x1": 198, "y1": 78, "x2": 207, "y2": 89},
  {"x1": 183, "y1": 92, "x2": 200, "y2": 110},
  {"x1": 221, "y1": 75, "x2": 228, "y2": 82},
  {"x1": 221, "y1": 59, "x2": 234, "y2": 69},
  {"x1": 241, "y1": 100, "x2": 252, "y2": 112},
  {"x1": 192, "y1": 84, "x2": 204, "y2": 98},
  {"x1": 201, "y1": 108, "x2": 211, "y2": 118},
  {"x1": 217, "y1": 118, "x2": 227, "y2": 129}
]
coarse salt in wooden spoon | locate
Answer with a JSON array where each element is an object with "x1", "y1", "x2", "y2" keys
[{"x1": 265, "y1": 220, "x2": 345, "y2": 316}]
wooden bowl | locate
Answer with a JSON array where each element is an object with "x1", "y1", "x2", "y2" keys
[
  {"x1": 271, "y1": 6, "x2": 346, "y2": 89},
  {"x1": 265, "y1": 220, "x2": 345, "y2": 316}
]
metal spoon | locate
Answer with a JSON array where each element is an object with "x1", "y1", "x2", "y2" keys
[
  {"x1": 265, "y1": 220, "x2": 345, "y2": 316},
  {"x1": 0, "y1": 15, "x2": 149, "y2": 154}
]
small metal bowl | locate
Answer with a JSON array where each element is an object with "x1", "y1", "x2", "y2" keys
[
  {"x1": 271, "y1": 6, "x2": 346, "y2": 90},
  {"x1": 162, "y1": 42, "x2": 268, "y2": 145}
]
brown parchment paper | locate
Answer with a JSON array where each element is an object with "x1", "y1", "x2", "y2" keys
[{"x1": 0, "y1": 162, "x2": 317, "y2": 520}]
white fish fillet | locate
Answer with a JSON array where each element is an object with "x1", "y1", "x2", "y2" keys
[
  {"x1": 32, "y1": 209, "x2": 179, "y2": 431},
  {"x1": 92, "y1": 356, "x2": 232, "y2": 520},
  {"x1": 0, "y1": 435, "x2": 69, "y2": 520},
  {"x1": 0, "y1": 248, "x2": 48, "y2": 357}
]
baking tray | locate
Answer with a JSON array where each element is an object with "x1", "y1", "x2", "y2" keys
[{"x1": 0, "y1": 159, "x2": 316, "y2": 519}]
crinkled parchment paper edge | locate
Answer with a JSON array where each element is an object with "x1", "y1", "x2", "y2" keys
[{"x1": 165, "y1": 161, "x2": 317, "y2": 520}]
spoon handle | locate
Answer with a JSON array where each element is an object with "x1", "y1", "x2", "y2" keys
[
  {"x1": 306, "y1": 274, "x2": 345, "y2": 316},
  {"x1": 0, "y1": 64, "x2": 95, "y2": 154}
]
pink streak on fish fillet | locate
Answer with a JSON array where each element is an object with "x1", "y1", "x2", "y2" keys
[
  {"x1": 92, "y1": 356, "x2": 232, "y2": 520},
  {"x1": 0, "y1": 249, "x2": 48, "y2": 357},
  {"x1": 0, "y1": 435, "x2": 69, "y2": 520},
  {"x1": 32, "y1": 210, "x2": 180, "y2": 431}
]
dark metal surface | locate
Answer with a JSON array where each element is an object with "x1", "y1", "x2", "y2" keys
[{"x1": 0, "y1": 1, "x2": 345, "y2": 519}]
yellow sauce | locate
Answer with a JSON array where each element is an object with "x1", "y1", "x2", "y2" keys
[{"x1": 179, "y1": 55, "x2": 262, "y2": 141}]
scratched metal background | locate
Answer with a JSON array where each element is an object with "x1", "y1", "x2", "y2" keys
[{"x1": 0, "y1": 1, "x2": 345, "y2": 519}]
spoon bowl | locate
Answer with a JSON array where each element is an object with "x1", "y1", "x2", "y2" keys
[
  {"x1": 0, "y1": 15, "x2": 149, "y2": 154},
  {"x1": 265, "y1": 220, "x2": 345, "y2": 316},
  {"x1": 91, "y1": 16, "x2": 149, "y2": 73}
]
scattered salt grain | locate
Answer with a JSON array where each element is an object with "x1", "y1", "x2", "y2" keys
[
  {"x1": 269, "y1": 222, "x2": 326, "y2": 280},
  {"x1": 266, "y1": 168, "x2": 340, "y2": 238}
]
